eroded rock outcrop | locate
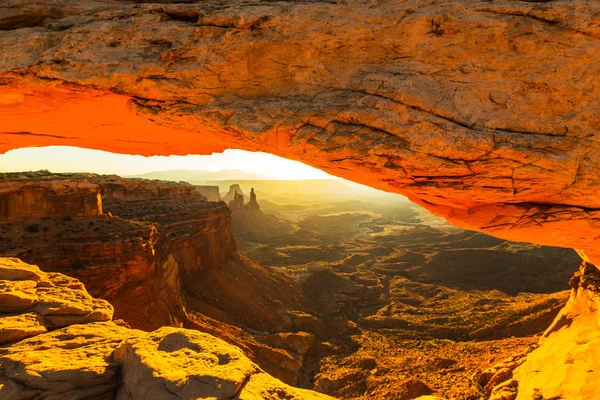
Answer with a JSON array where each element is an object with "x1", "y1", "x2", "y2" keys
[
  {"x1": 0, "y1": 257, "x2": 331, "y2": 400},
  {"x1": 0, "y1": 172, "x2": 102, "y2": 220},
  {"x1": 510, "y1": 262, "x2": 600, "y2": 400},
  {"x1": 229, "y1": 191, "x2": 245, "y2": 210},
  {"x1": 96, "y1": 174, "x2": 200, "y2": 201},
  {"x1": 0, "y1": 172, "x2": 237, "y2": 330},
  {"x1": 223, "y1": 184, "x2": 247, "y2": 205},
  {"x1": 0, "y1": 0, "x2": 599, "y2": 262},
  {"x1": 0, "y1": 257, "x2": 113, "y2": 347},
  {"x1": 0, "y1": 172, "x2": 315, "y2": 385},
  {"x1": 247, "y1": 188, "x2": 260, "y2": 210}
]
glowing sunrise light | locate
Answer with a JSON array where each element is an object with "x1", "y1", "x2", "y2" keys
[{"x1": 0, "y1": 146, "x2": 335, "y2": 180}]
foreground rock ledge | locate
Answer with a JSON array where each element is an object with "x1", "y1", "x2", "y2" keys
[
  {"x1": 0, "y1": 258, "x2": 332, "y2": 400},
  {"x1": 1, "y1": 0, "x2": 600, "y2": 262}
]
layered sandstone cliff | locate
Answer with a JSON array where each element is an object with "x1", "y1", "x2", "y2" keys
[
  {"x1": 0, "y1": 172, "x2": 101, "y2": 220},
  {"x1": 0, "y1": 173, "x2": 233, "y2": 329},
  {"x1": 96, "y1": 174, "x2": 200, "y2": 201},
  {"x1": 0, "y1": 172, "x2": 315, "y2": 384},
  {"x1": 0, "y1": 173, "x2": 190, "y2": 330},
  {"x1": 0, "y1": 257, "x2": 331, "y2": 400}
]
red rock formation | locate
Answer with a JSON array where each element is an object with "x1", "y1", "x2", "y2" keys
[
  {"x1": 0, "y1": 173, "x2": 229, "y2": 330},
  {"x1": 0, "y1": 172, "x2": 312, "y2": 383},
  {"x1": 0, "y1": 173, "x2": 101, "y2": 220},
  {"x1": 228, "y1": 191, "x2": 245, "y2": 210},
  {"x1": 246, "y1": 188, "x2": 260, "y2": 210},
  {"x1": 95, "y1": 174, "x2": 199, "y2": 201},
  {"x1": 0, "y1": 257, "x2": 332, "y2": 400},
  {"x1": 1, "y1": 0, "x2": 600, "y2": 262},
  {"x1": 222, "y1": 184, "x2": 247, "y2": 204}
]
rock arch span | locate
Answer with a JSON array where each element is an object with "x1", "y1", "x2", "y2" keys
[{"x1": 1, "y1": 0, "x2": 600, "y2": 262}]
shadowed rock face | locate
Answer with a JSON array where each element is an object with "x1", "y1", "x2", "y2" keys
[{"x1": 1, "y1": 0, "x2": 599, "y2": 260}]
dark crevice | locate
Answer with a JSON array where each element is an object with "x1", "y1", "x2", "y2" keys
[
  {"x1": 1, "y1": 131, "x2": 74, "y2": 140},
  {"x1": 229, "y1": 371, "x2": 255, "y2": 399},
  {"x1": 482, "y1": 8, "x2": 596, "y2": 38}
]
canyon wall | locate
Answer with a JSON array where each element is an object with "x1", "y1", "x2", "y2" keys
[
  {"x1": 0, "y1": 0, "x2": 599, "y2": 262},
  {"x1": 0, "y1": 174, "x2": 101, "y2": 220},
  {"x1": 0, "y1": 258, "x2": 331, "y2": 400},
  {"x1": 0, "y1": 173, "x2": 231, "y2": 330},
  {"x1": 96, "y1": 175, "x2": 199, "y2": 201},
  {"x1": 0, "y1": 172, "x2": 313, "y2": 384}
]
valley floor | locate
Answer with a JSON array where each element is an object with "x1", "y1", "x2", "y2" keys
[{"x1": 232, "y1": 197, "x2": 579, "y2": 399}]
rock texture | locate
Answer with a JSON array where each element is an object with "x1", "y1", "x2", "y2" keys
[
  {"x1": 113, "y1": 326, "x2": 328, "y2": 400},
  {"x1": 0, "y1": 172, "x2": 314, "y2": 384},
  {"x1": 0, "y1": 173, "x2": 230, "y2": 330},
  {"x1": 0, "y1": 0, "x2": 600, "y2": 262},
  {"x1": 0, "y1": 173, "x2": 101, "y2": 220},
  {"x1": 0, "y1": 257, "x2": 112, "y2": 346},
  {"x1": 511, "y1": 262, "x2": 600, "y2": 400},
  {"x1": 97, "y1": 174, "x2": 199, "y2": 201},
  {"x1": 0, "y1": 257, "x2": 331, "y2": 400}
]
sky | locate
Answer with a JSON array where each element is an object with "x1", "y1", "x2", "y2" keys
[{"x1": 0, "y1": 146, "x2": 334, "y2": 180}]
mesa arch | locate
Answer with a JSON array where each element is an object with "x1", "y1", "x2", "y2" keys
[{"x1": 1, "y1": 0, "x2": 600, "y2": 263}]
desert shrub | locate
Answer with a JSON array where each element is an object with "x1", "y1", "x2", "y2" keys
[{"x1": 25, "y1": 224, "x2": 39, "y2": 233}]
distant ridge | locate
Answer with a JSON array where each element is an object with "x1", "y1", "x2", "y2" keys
[{"x1": 128, "y1": 169, "x2": 273, "y2": 181}]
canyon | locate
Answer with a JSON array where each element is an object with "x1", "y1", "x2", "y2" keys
[
  {"x1": 0, "y1": 258, "x2": 329, "y2": 400},
  {"x1": 0, "y1": 172, "x2": 321, "y2": 386},
  {"x1": 1, "y1": 0, "x2": 600, "y2": 398},
  {"x1": 0, "y1": 171, "x2": 589, "y2": 399}
]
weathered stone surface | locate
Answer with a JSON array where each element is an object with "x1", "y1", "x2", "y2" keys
[
  {"x1": 0, "y1": 312, "x2": 46, "y2": 344},
  {"x1": 0, "y1": 258, "x2": 330, "y2": 399},
  {"x1": 0, "y1": 321, "x2": 132, "y2": 400},
  {"x1": 0, "y1": 175, "x2": 102, "y2": 220},
  {"x1": 0, "y1": 258, "x2": 49, "y2": 284},
  {"x1": 31, "y1": 272, "x2": 113, "y2": 328},
  {"x1": 0, "y1": 280, "x2": 38, "y2": 312},
  {"x1": 0, "y1": 258, "x2": 113, "y2": 331},
  {"x1": 0, "y1": 321, "x2": 332, "y2": 400},
  {"x1": 112, "y1": 326, "x2": 332, "y2": 400},
  {"x1": 512, "y1": 262, "x2": 600, "y2": 400},
  {"x1": 1, "y1": 0, "x2": 600, "y2": 261}
]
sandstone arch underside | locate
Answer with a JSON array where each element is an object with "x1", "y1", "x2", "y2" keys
[{"x1": 1, "y1": 0, "x2": 599, "y2": 261}]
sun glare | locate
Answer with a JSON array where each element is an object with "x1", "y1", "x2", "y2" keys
[{"x1": 0, "y1": 146, "x2": 334, "y2": 180}]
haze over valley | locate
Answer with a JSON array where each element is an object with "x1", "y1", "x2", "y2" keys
[{"x1": 0, "y1": 148, "x2": 583, "y2": 399}]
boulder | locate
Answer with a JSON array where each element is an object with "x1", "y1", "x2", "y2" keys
[
  {"x1": 113, "y1": 326, "x2": 331, "y2": 400},
  {"x1": 0, "y1": 312, "x2": 46, "y2": 345}
]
